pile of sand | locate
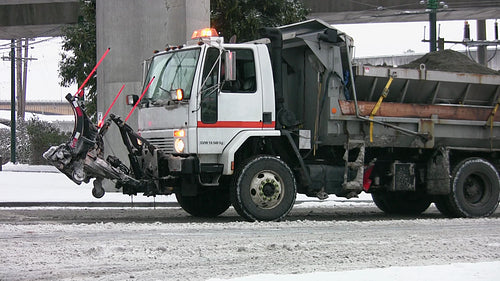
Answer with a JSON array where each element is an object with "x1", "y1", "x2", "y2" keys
[{"x1": 399, "y1": 49, "x2": 499, "y2": 75}]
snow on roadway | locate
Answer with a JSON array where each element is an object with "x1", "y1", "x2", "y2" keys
[{"x1": 1, "y1": 163, "x2": 499, "y2": 281}]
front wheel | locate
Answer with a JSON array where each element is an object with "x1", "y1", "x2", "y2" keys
[
  {"x1": 231, "y1": 156, "x2": 297, "y2": 222},
  {"x1": 435, "y1": 158, "x2": 500, "y2": 218}
]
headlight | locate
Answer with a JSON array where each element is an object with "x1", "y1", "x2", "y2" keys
[{"x1": 174, "y1": 138, "x2": 185, "y2": 153}]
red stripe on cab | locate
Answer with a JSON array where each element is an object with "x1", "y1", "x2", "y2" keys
[{"x1": 197, "y1": 121, "x2": 275, "y2": 128}]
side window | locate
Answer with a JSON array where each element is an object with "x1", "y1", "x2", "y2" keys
[
  {"x1": 201, "y1": 47, "x2": 220, "y2": 124},
  {"x1": 221, "y1": 49, "x2": 256, "y2": 93}
]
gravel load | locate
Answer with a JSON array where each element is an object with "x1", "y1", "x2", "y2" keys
[{"x1": 399, "y1": 49, "x2": 499, "y2": 75}]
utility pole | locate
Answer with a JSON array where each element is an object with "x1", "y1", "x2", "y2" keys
[
  {"x1": 16, "y1": 38, "x2": 34, "y2": 119},
  {"x1": 2, "y1": 38, "x2": 37, "y2": 163},
  {"x1": 477, "y1": 20, "x2": 487, "y2": 66},
  {"x1": 22, "y1": 38, "x2": 29, "y2": 112},
  {"x1": 10, "y1": 39, "x2": 16, "y2": 163},
  {"x1": 16, "y1": 40, "x2": 23, "y2": 119}
]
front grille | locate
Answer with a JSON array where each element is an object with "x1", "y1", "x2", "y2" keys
[{"x1": 147, "y1": 137, "x2": 174, "y2": 153}]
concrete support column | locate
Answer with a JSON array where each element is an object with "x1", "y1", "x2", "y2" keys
[
  {"x1": 165, "y1": 0, "x2": 210, "y2": 45},
  {"x1": 95, "y1": 0, "x2": 209, "y2": 185}
]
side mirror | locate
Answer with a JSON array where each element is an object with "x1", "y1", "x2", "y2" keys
[
  {"x1": 126, "y1": 95, "x2": 139, "y2": 106},
  {"x1": 142, "y1": 59, "x2": 151, "y2": 84},
  {"x1": 224, "y1": 51, "x2": 236, "y2": 81}
]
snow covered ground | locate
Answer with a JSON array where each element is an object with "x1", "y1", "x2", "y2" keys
[
  {"x1": 1, "y1": 163, "x2": 499, "y2": 281},
  {"x1": 0, "y1": 162, "x2": 175, "y2": 204},
  {"x1": 0, "y1": 162, "x2": 372, "y2": 205}
]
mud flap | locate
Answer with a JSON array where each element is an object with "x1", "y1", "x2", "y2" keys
[{"x1": 426, "y1": 148, "x2": 450, "y2": 195}]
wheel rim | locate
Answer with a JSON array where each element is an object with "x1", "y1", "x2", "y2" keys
[
  {"x1": 463, "y1": 173, "x2": 490, "y2": 205},
  {"x1": 249, "y1": 170, "x2": 284, "y2": 209}
]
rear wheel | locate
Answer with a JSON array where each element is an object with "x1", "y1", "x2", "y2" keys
[
  {"x1": 435, "y1": 158, "x2": 500, "y2": 217},
  {"x1": 372, "y1": 191, "x2": 432, "y2": 215},
  {"x1": 231, "y1": 156, "x2": 296, "y2": 222},
  {"x1": 175, "y1": 186, "x2": 231, "y2": 218}
]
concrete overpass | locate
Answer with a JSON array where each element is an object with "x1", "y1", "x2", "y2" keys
[
  {"x1": 302, "y1": 0, "x2": 500, "y2": 24},
  {"x1": 2, "y1": 1, "x2": 500, "y2": 40},
  {"x1": 0, "y1": 0, "x2": 79, "y2": 39}
]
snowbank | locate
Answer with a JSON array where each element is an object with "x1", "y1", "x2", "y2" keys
[
  {"x1": 207, "y1": 261, "x2": 500, "y2": 281},
  {"x1": 0, "y1": 163, "x2": 175, "y2": 203}
]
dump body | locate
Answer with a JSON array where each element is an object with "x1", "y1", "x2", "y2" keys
[
  {"x1": 342, "y1": 65, "x2": 500, "y2": 150},
  {"x1": 278, "y1": 20, "x2": 500, "y2": 151}
]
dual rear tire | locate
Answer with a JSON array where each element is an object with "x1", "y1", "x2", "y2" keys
[
  {"x1": 435, "y1": 158, "x2": 500, "y2": 218},
  {"x1": 372, "y1": 157, "x2": 500, "y2": 218}
]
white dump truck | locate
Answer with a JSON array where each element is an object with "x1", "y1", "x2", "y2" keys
[{"x1": 45, "y1": 19, "x2": 500, "y2": 221}]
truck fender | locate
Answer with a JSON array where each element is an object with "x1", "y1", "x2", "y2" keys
[{"x1": 220, "y1": 130, "x2": 281, "y2": 175}]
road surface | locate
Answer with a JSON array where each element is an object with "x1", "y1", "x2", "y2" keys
[{"x1": 1, "y1": 202, "x2": 499, "y2": 281}]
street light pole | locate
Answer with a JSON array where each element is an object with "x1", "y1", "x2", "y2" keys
[{"x1": 428, "y1": 0, "x2": 438, "y2": 52}]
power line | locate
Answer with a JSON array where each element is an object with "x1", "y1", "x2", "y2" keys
[
  {"x1": 0, "y1": 37, "x2": 58, "y2": 51},
  {"x1": 339, "y1": 0, "x2": 500, "y2": 14},
  {"x1": 346, "y1": 0, "x2": 428, "y2": 12},
  {"x1": 0, "y1": 24, "x2": 66, "y2": 48},
  {"x1": 347, "y1": 0, "x2": 380, "y2": 9}
]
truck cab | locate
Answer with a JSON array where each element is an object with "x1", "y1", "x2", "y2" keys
[
  {"x1": 138, "y1": 30, "x2": 276, "y2": 158},
  {"x1": 133, "y1": 28, "x2": 291, "y2": 219}
]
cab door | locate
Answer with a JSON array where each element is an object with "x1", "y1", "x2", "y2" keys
[{"x1": 197, "y1": 46, "x2": 265, "y2": 154}]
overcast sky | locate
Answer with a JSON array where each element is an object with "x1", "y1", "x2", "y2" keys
[{"x1": 0, "y1": 20, "x2": 497, "y2": 102}]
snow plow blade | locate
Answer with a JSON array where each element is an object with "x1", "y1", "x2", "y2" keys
[
  {"x1": 43, "y1": 94, "x2": 99, "y2": 184},
  {"x1": 43, "y1": 94, "x2": 152, "y2": 197}
]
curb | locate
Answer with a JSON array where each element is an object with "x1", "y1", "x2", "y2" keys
[{"x1": 0, "y1": 202, "x2": 180, "y2": 208}]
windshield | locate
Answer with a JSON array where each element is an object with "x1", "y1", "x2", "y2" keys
[{"x1": 143, "y1": 48, "x2": 201, "y2": 102}]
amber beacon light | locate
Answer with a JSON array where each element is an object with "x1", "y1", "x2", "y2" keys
[{"x1": 191, "y1": 28, "x2": 218, "y2": 39}]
